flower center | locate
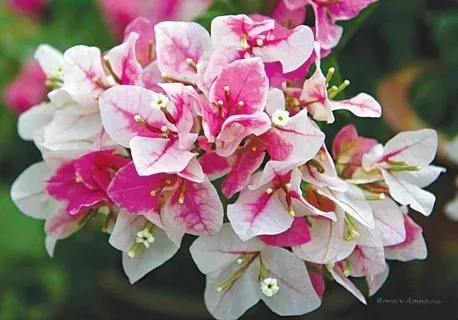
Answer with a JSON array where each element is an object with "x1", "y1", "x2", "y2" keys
[{"x1": 272, "y1": 109, "x2": 290, "y2": 126}]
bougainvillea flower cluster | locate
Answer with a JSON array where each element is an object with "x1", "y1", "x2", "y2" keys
[{"x1": 10, "y1": 3, "x2": 444, "y2": 319}]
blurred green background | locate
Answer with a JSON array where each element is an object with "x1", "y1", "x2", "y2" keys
[{"x1": 1, "y1": 0, "x2": 458, "y2": 319}]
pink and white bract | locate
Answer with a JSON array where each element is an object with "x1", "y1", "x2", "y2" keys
[{"x1": 9, "y1": 3, "x2": 444, "y2": 319}]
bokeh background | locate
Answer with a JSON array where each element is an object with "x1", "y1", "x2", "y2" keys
[{"x1": 1, "y1": 0, "x2": 458, "y2": 319}]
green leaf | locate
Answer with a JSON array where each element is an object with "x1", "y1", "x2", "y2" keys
[
  {"x1": 194, "y1": 0, "x2": 237, "y2": 30},
  {"x1": 428, "y1": 10, "x2": 458, "y2": 67},
  {"x1": 0, "y1": 186, "x2": 46, "y2": 258},
  {"x1": 337, "y1": 2, "x2": 379, "y2": 52}
]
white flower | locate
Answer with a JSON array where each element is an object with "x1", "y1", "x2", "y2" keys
[
  {"x1": 260, "y1": 277, "x2": 279, "y2": 297},
  {"x1": 151, "y1": 93, "x2": 169, "y2": 110},
  {"x1": 135, "y1": 228, "x2": 155, "y2": 248},
  {"x1": 272, "y1": 109, "x2": 290, "y2": 126}
]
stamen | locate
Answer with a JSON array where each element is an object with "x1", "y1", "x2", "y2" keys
[
  {"x1": 103, "y1": 56, "x2": 122, "y2": 84},
  {"x1": 178, "y1": 184, "x2": 187, "y2": 204},
  {"x1": 240, "y1": 33, "x2": 249, "y2": 49},
  {"x1": 92, "y1": 77, "x2": 109, "y2": 90},
  {"x1": 236, "y1": 253, "x2": 253, "y2": 265},
  {"x1": 256, "y1": 38, "x2": 264, "y2": 47},
  {"x1": 327, "y1": 85, "x2": 338, "y2": 96},
  {"x1": 389, "y1": 165, "x2": 422, "y2": 172},
  {"x1": 150, "y1": 179, "x2": 174, "y2": 197},
  {"x1": 161, "y1": 72, "x2": 196, "y2": 86},
  {"x1": 260, "y1": 262, "x2": 269, "y2": 280},
  {"x1": 288, "y1": 207, "x2": 295, "y2": 217},
  {"x1": 244, "y1": 52, "x2": 252, "y2": 59},
  {"x1": 318, "y1": 149, "x2": 326, "y2": 162},
  {"x1": 329, "y1": 80, "x2": 350, "y2": 99},
  {"x1": 343, "y1": 260, "x2": 352, "y2": 277},
  {"x1": 266, "y1": 187, "x2": 274, "y2": 194},
  {"x1": 365, "y1": 193, "x2": 385, "y2": 201},
  {"x1": 305, "y1": 216, "x2": 313, "y2": 227},
  {"x1": 93, "y1": 94, "x2": 100, "y2": 101},
  {"x1": 128, "y1": 243, "x2": 142, "y2": 258},
  {"x1": 237, "y1": 101, "x2": 244, "y2": 110},
  {"x1": 307, "y1": 159, "x2": 325, "y2": 173},
  {"x1": 147, "y1": 41, "x2": 154, "y2": 61},
  {"x1": 386, "y1": 160, "x2": 409, "y2": 167},
  {"x1": 186, "y1": 57, "x2": 197, "y2": 69},
  {"x1": 77, "y1": 209, "x2": 98, "y2": 227},
  {"x1": 224, "y1": 86, "x2": 230, "y2": 98},
  {"x1": 325, "y1": 67, "x2": 335, "y2": 84},
  {"x1": 216, "y1": 267, "x2": 245, "y2": 293},
  {"x1": 134, "y1": 114, "x2": 147, "y2": 126},
  {"x1": 284, "y1": 183, "x2": 292, "y2": 189},
  {"x1": 161, "y1": 125, "x2": 169, "y2": 133},
  {"x1": 326, "y1": 262, "x2": 335, "y2": 269},
  {"x1": 344, "y1": 215, "x2": 360, "y2": 241}
]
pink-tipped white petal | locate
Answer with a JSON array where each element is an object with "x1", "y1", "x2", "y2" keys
[{"x1": 331, "y1": 93, "x2": 382, "y2": 118}]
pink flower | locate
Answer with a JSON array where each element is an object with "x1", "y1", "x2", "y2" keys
[
  {"x1": 11, "y1": 159, "x2": 118, "y2": 257},
  {"x1": 273, "y1": 0, "x2": 306, "y2": 29},
  {"x1": 199, "y1": 57, "x2": 271, "y2": 156},
  {"x1": 6, "y1": 0, "x2": 48, "y2": 17},
  {"x1": 107, "y1": 161, "x2": 223, "y2": 236},
  {"x1": 154, "y1": 20, "x2": 212, "y2": 84},
  {"x1": 99, "y1": 83, "x2": 200, "y2": 176},
  {"x1": 3, "y1": 60, "x2": 47, "y2": 114},
  {"x1": 280, "y1": 0, "x2": 378, "y2": 50},
  {"x1": 332, "y1": 124, "x2": 378, "y2": 179},
  {"x1": 45, "y1": 150, "x2": 129, "y2": 215},
  {"x1": 203, "y1": 14, "x2": 314, "y2": 83},
  {"x1": 99, "y1": 0, "x2": 214, "y2": 40},
  {"x1": 299, "y1": 47, "x2": 382, "y2": 123},
  {"x1": 227, "y1": 163, "x2": 333, "y2": 241},
  {"x1": 51, "y1": 33, "x2": 143, "y2": 112}
]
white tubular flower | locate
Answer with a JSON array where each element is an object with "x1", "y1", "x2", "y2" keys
[
  {"x1": 151, "y1": 93, "x2": 169, "y2": 110},
  {"x1": 260, "y1": 277, "x2": 279, "y2": 297},
  {"x1": 135, "y1": 228, "x2": 155, "y2": 248},
  {"x1": 272, "y1": 109, "x2": 290, "y2": 126}
]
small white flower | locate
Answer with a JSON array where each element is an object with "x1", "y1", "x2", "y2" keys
[
  {"x1": 272, "y1": 109, "x2": 290, "y2": 126},
  {"x1": 260, "y1": 277, "x2": 279, "y2": 297},
  {"x1": 151, "y1": 93, "x2": 169, "y2": 110},
  {"x1": 135, "y1": 228, "x2": 155, "y2": 248}
]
